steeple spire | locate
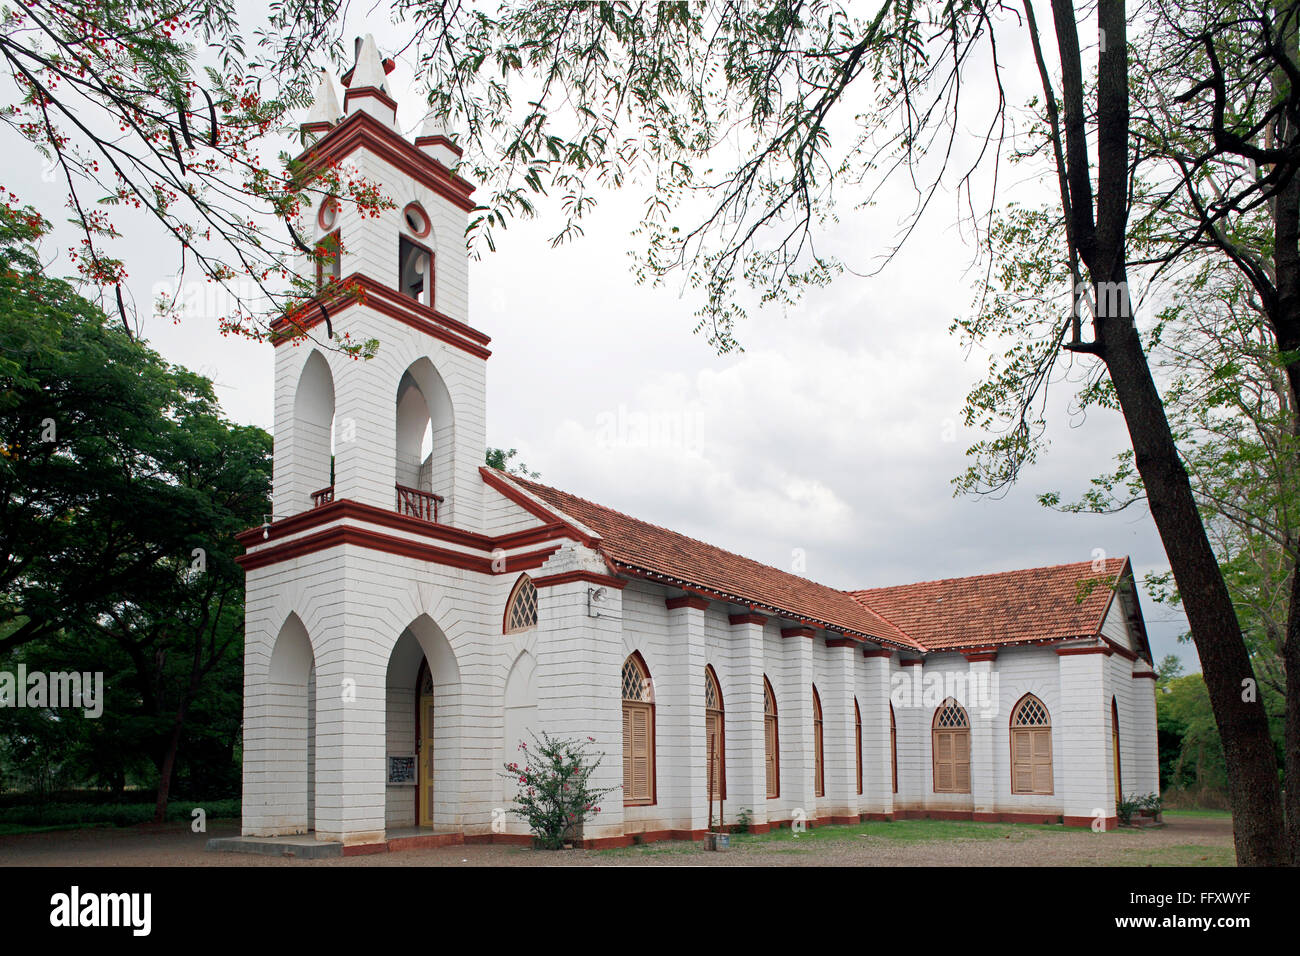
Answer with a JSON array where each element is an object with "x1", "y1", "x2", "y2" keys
[{"x1": 342, "y1": 34, "x2": 398, "y2": 127}]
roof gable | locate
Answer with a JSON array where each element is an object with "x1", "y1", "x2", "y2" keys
[{"x1": 850, "y1": 559, "x2": 1135, "y2": 653}]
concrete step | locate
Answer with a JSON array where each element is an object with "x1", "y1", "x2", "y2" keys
[{"x1": 205, "y1": 835, "x2": 343, "y2": 859}]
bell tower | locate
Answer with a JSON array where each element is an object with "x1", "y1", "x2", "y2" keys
[
  {"x1": 270, "y1": 34, "x2": 489, "y2": 532},
  {"x1": 237, "y1": 36, "x2": 506, "y2": 848}
]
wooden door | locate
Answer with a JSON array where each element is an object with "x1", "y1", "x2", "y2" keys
[
  {"x1": 418, "y1": 690, "x2": 435, "y2": 827},
  {"x1": 1112, "y1": 699, "x2": 1122, "y2": 803}
]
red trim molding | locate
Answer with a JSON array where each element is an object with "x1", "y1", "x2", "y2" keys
[
  {"x1": 274, "y1": 273, "x2": 491, "y2": 359},
  {"x1": 900, "y1": 658, "x2": 924, "y2": 667},
  {"x1": 666, "y1": 595, "x2": 710, "y2": 611},
  {"x1": 533, "y1": 570, "x2": 627, "y2": 590},
  {"x1": 479, "y1": 467, "x2": 602, "y2": 547},
  {"x1": 415, "y1": 134, "x2": 463, "y2": 158},
  {"x1": 295, "y1": 109, "x2": 476, "y2": 212},
  {"x1": 238, "y1": 523, "x2": 558, "y2": 574},
  {"x1": 862, "y1": 648, "x2": 894, "y2": 659},
  {"x1": 1132, "y1": 670, "x2": 1158, "y2": 680},
  {"x1": 964, "y1": 651, "x2": 999, "y2": 662},
  {"x1": 781, "y1": 626, "x2": 817, "y2": 640},
  {"x1": 1056, "y1": 645, "x2": 1113, "y2": 657},
  {"x1": 236, "y1": 497, "x2": 570, "y2": 554},
  {"x1": 826, "y1": 638, "x2": 859, "y2": 648},
  {"x1": 342, "y1": 85, "x2": 398, "y2": 114},
  {"x1": 729, "y1": 612, "x2": 767, "y2": 627}
]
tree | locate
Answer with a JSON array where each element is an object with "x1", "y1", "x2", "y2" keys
[
  {"x1": 16, "y1": 1, "x2": 1293, "y2": 860},
  {"x1": 0, "y1": 200, "x2": 270, "y2": 816},
  {"x1": 486, "y1": 446, "x2": 540, "y2": 478},
  {"x1": 259, "y1": 0, "x2": 1291, "y2": 863},
  {"x1": 0, "y1": 1, "x2": 389, "y2": 346}
]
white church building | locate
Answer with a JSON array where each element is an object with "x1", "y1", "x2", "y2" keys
[{"x1": 232, "y1": 37, "x2": 1159, "y2": 854}]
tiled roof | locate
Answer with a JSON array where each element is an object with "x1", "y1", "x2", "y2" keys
[
  {"x1": 849, "y1": 559, "x2": 1128, "y2": 650},
  {"x1": 507, "y1": 476, "x2": 921, "y2": 650},
  {"x1": 496, "y1": 473, "x2": 1135, "y2": 656}
]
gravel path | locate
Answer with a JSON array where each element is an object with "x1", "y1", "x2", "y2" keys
[{"x1": 0, "y1": 815, "x2": 1235, "y2": 866}]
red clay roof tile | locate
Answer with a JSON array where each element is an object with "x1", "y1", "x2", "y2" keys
[
  {"x1": 507, "y1": 476, "x2": 920, "y2": 649},
  {"x1": 495, "y1": 473, "x2": 1134, "y2": 656},
  {"x1": 849, "y1": 559, "x2": 1128, "y2": 650}
]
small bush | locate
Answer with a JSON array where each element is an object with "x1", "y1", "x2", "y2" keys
[
  {"x1": 1116, "y1": 796, "x2": 1140, "y2": 826},
  {"x1": 503, "y1": 731, "x2": 617, "y2": 850}
]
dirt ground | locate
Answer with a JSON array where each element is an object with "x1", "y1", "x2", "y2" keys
[{"x1": 0, "y1": 814, "x2": 1236, "y2": 866}]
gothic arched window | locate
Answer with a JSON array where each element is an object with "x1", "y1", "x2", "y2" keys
[
  {"x1": 932, "y1": 698, "x2": 971, "y2": 794},
  {"x1": 503, "y1": 575, "x2": 538, "y2": 634},
  {"x1": 621, "y1": 653, "x2": 655, "y2": 805},
  {"x1": 1010, "y1": 694, "x2": 1053, "y2": 795}
]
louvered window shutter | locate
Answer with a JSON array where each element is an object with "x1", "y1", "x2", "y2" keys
[
  {"x1": 814, "y1": 720, "x2": 824, "y2": 797},
  {"x1": 954, "y1": 730, "x2": 971, "y2": 792},
  {"x1": 706, "y1": 711, "x2": 724, "y2": 799},
  {"x1": 1011, "y1": 728, "x2": 1032, "y2": 793},
  {"x1": 934, "y1": 731, "x2": 953, "y2": 791},
  {"x1": 1031, "y1": 728, "x2": 1052, "y2": 794},
  {"x1": 622, "y1": 704, "x2": 633, "y2": 798},
  {"x1": 625, "y1": 704, "x2": 652, "y2": 803},
  {"x1": 765, "y1": 715, "x2": 778, "y2": 797}
]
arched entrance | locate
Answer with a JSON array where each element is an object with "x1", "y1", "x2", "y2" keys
[
  {"x1": 384, "y1": 615, "x2": 461, "y2": 830},
  {"x1": 417, "y1": 660, "x2": 435, "y2": 827},
  {"x1": 264, "y1": 613, "x2": 316, "y2": 834}
]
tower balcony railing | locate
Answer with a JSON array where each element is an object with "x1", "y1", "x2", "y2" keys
[
  {"x1": 306, "y1": 482, "x2": 442, "y2": 523},
  {"x1": 396, "y1": 483, "x2": 443, "y2": 523}
]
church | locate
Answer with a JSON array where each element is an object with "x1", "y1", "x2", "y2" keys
[{"x1": 232, "y1": 36, "x2": 1159, "y2": 854}]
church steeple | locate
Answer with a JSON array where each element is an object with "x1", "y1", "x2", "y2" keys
[
  {"x1": 340, "y1": 34, "x2": 398, "y2": 127},
  {"x1": 271, "y1": 37, "x2": 490, "y2": 533}
]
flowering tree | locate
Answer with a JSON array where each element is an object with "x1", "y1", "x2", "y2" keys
[
  {"x1": 503, "y1": 731, "x2": 617, "y2": 850},
  {"x1": 0, "y1": 0, "x2": 389, "y2": 351}
]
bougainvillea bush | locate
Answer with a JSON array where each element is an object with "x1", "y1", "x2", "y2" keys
[{"x1": 503, "y1": 732, "x2": 617, "y2": 850}]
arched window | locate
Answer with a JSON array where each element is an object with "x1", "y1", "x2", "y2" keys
[
  {"x1": 889, "y1": 703, "x2": 898, "y2": 793},
  {"x1": 854, "y1": 697, "x2": 863, "y2": 795},
  {"x1": 293, "y1": 350, "x2": 335, "y2": 512},
  {"x1": 812, "y1": 684, "x2": 825, "y2": 798},
  {"x1": 763, "y1": 676, "x2": 779, "y2": 799},
  {"x1": 932, "y1": 698, "x2": 970, "y2": 794},
  {"x1": 1010, "y1": 694, "x2": 1053, "y2": 795},
  {"x1": 1111, "y1": 696, "x2": 1123, "y2": 802},
  {"x1": 704, "y1": 666, "x2": 725, "y2": 801},
  {"x1": 394, "y1": 359, "x2": 452, "y2": 522},
  {"x1": 621, "y1": 653, "x2": 655, "y2": 805},
  {"x1": 318, "y1": 196, "x2": 339, "y2": 231},
  {"x1": 315, "y1": 198, "x2": 341, "y2": 291},
  {"x1": 402, "y1": 202, "x2": 431, "y2": 237},
  {"x1": 398, "y1": 203, "x2": 433, "y2": 307},
  {"x1": 503, "y1": 575, "x2": 538, "y2": 634}
]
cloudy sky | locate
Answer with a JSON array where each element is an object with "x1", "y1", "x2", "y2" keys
[{"x1": 9, "y1": 10, "x2": 1194, "y2": 669}]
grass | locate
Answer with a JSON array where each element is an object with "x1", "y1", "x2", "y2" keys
[
  {"x1": 0, "y1": 798, "x2": 240, "y2": 834},
  {"x1": 597, "y1": 818, "x2": 1055, "y2": 857},
  {"x1": 731, "y1": 818, "x2": 1054, "y2": 845},
  {"x1": 1113, "y1": 844, "x2": 1236, "y2": 867},
  {"x1": 596, "y1": 815, "x2": 1236, "y2": 865},
  {"x1": 1162, "y1": 808, "x2": 1232, "y2": 819}
]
